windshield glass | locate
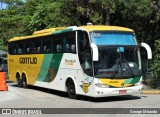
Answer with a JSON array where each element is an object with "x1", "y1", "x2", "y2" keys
[
  {"x1": 90, "y1": 31, "x2": 141, "y2": 78},
  {"x1": 94, "y1": 46, "x2": 141, "y2": 78}
]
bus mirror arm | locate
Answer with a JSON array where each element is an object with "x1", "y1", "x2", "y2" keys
[
  {"x1": 91, "y1": 43, "x2": 99, "y2": 61},
  {"x1": 140, "y1": 42, "x2": 152, "y2": 59}
]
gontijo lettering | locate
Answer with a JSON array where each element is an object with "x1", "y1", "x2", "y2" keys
[{"x1": 19, "y1": 57, "x2": 37, "y2": 64}]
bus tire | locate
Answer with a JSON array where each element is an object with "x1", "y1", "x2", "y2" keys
[
  {"x1": 16, "y1": 73, "x2": 23, "y2": 87},
  {"x1": 67, "y1": 79, "x2": 77, "y2": 99},
  {"x1": 22, "y1": 74, "x2": 27, "y2": 88}
]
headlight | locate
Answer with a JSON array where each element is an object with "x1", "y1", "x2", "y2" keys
[{"x1": 95, "y1": 83, "x2": 110, "y2": 88}]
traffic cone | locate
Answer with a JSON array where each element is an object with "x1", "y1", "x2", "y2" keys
[{"x1": 0, "y1": 72, "x2": 8, "y2": 91}]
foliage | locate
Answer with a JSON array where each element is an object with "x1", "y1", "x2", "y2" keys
[
  {"x1": 152, "y1": 39, "x2": 160, "y2": 79},
  {"x1": 0, "y1": 0, "x2": 160, "y2": 76},
  {"x1": 112, "y1": 0, "x2": 160, "y2": 49},
  {"x1": 0, "y1": 0, "x2": 28, "y2": 44}
]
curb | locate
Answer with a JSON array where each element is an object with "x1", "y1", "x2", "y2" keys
[{"x1": 141, "y1": 90, "x2": 160, "y2": 94}]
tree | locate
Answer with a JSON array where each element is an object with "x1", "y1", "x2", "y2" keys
[
  {"x1": 112, "y1": 0, "x2": 160, "y2": 54},
  {"x1": 75, "y1": 0, "x2": 117, "y2": 25},
  {"x1": 0, "y1": 0, "x2": 27, "y2": 44},
  {"x1": 152, "y1": 40, "x2": 160, "y2": 79},
  {"x1": 0, "y1": 0, "x2": 160, "y2": 59}
]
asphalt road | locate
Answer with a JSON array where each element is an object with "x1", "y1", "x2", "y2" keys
[{"x1": 0, "y1": 80, "x2": 160, "y2": 117}]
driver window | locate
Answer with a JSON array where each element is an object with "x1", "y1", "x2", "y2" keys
[{"x1": 77, "y1": 31, "x2": 93, "y2": 76}]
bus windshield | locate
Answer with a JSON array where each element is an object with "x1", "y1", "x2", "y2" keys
[{"x1": 90, "y1": 31, "x2": 141, "y2": 78}]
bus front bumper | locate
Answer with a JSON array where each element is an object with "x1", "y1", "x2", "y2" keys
[{"x1": 93, "y1": 85, "x2": 142, "y2": 98}]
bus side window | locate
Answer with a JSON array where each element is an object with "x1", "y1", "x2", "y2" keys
[
  {"x1": 44, "y1": 46, "x2": 50, "y2": 53},
  {"x1": 33, "y1": 47, "x2": 37, "y2": 53},
  {"x1": 71, "y1": 44, "x2": 76, "y2": 53},
  {"x1": 18, "y1": 48, "x2": 22, "y2": 54},
  {"x1": 13, "y1": 45, "x2": 17, "y2": 54},
  {"x1": 15, "y1": 45, "x2": 18, "y2": 54},
  {"x1": 43, "y1": 37, "x2": 51, "y2": 53},
  {"x1": 55, "y1": 35, "x2": 63, "y2": 53},
  {"x1": 64, "y1": 31, "x2": 76, "y2": 53},
  {"x1": 34, "y1": 39, "x2": 42, "y2": 54},
  {"x1": 63, "y1": 34, "x2": 71, "y2": 53},
  {"x1": 66, "y1": 44, "x2": 71, "y2": 52},
  {"x1": 43, "y1": 46, "x2": 46, "y2": 53},
  {"x1": 18, "y1": 42, "x2": 24, "y2": 54},
  {"x1": 14, "y1": 49, "x2": 16, "y2": 54},
  {"x1": 37, "y1": 46, "x2": 41, "y2": 53},
  {"x1": 27, "y1": 48, "x2": 30, "y2": 53},
  {"x1": 56, "y1": 44, "x2": 62, "y2": 52},
  {"x1": 26, "y1": 41, "x2": 33, "y2": 54}
]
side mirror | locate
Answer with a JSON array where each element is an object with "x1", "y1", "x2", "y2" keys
[
  {"x1": 91, "y1": 43, "x2": 99, "y2": 61},
  {"x1": 141, "y1": 42, "x2": 152, "y2": 59}
]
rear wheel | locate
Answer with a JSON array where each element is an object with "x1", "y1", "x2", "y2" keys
[
  {"x1": 67, "y1": 80, "x2": 77, "y2": 99},
  {"x1": 22, "y1": 74, "x2": 27, "y2": 88},
  {"x1": 16, "y1": 74, "x2": 22, "y2": 87}
]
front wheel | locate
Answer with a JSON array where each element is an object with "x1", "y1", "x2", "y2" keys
[{"x1": 67, "y1": 80, "x2": 77, "y2": 99}]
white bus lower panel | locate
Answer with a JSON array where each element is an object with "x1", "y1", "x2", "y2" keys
[{"x1": 93, "y1": 85, "x2": 142, "y2": 98}]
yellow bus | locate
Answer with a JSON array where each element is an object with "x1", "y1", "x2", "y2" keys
[{"x1": 8, "y1": 25, "x2": 152, "y2": 99}]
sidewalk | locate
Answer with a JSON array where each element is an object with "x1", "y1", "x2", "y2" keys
[
  {"x1": 141, "y1": 89, "x2": 160, "y2": 94},
  {"x1": 140, "y1": 84, "x2": 160, "y2": 94}
]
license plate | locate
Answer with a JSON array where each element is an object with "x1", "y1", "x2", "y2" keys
[{"x1": 119, "y1": 90, "x2": 126, "y2": 94}]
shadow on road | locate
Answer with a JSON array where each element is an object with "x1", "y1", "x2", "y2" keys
[
  {"x1": 78, "y1": 95, "x2": 141, "y2": 102},
  {"x1": 8, "y1": 81, "x2": 141, "y2": 103}
]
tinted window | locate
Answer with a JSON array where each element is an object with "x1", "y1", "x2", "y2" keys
[
  {"x1": 77, "y1": 30, "x2": 93, "y2": 76},
  {"x1": 63, "y1": 31, "x2": 76, "y2": 53},
  {"x1": 8, "y1": 31, "x2": 76, "y2": 55}
]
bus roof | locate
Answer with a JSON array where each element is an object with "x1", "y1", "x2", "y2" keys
[
  {"x1": 80, "y1": 25, "x2": 134, "y2": 32},
  {"x1": 8, "y1": 25, "x2": 134, "y2": 42},
  {"x1": 8, "y1": 27, "x2": 66, "y2": 42}
]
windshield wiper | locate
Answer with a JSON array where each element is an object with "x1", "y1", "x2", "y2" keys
[
  {"x1": 123, "y1": 59, "x2": 135, "y2": 78},
  {"x1": 111, "y1": 58, "x2": 136, "y2": 78},
  {"x1": 111, "y1": 62, "x2": 120, "y2": 78}
]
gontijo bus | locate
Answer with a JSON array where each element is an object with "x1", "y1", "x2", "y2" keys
[{"x1": 8, "y1": 25, "x2": 152, "y2": 99}]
